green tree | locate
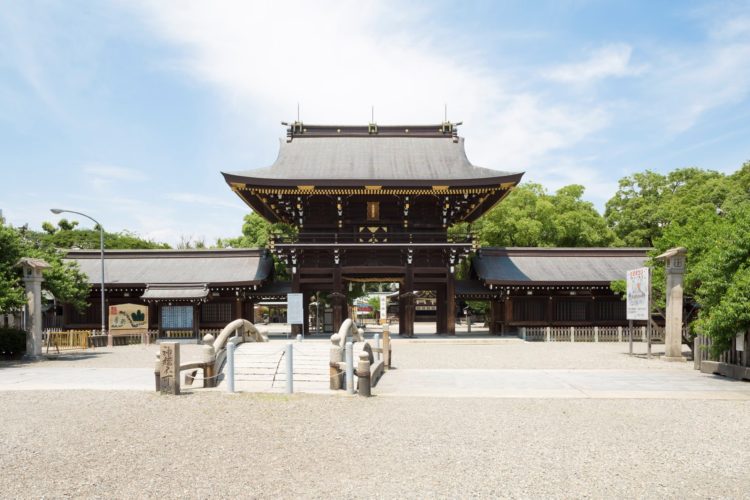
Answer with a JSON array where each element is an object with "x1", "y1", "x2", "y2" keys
[
  {"x1": 608, "y1": 162, "x2": 750, "y2": 354},
  {"x1": 604, "y1": 168, "x2": 728, "y2": 247},
  {"x1": 0, "y1": 221, "x2": 26, "y2": 312},
  {"x1": 31, "y1": 220, "x2": 170, "y2": 250},
  {"x1": 217, "y1": 212, "x2": 297, "y2": 279},
  {"x1": 0, "y1": 219, "x2": 90, "y2": 313},
  {"x1": 472, "y1": 183, "x2": 619, "y2": 247}
]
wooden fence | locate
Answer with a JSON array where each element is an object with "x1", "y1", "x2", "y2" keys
[
  {"x1": 694, "y1": 332, "x2": 749, "y2": 371},
  {"x1": 520, "y1": 325, "x2": 683, "y2": 343},
  {"x1": 44, "y1": 329, "x2": 90, "y2": 352}
]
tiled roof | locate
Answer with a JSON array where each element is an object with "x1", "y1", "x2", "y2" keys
[
  {"x1": 474, "y1": 247, "x2": 649, "y2": 284},
  {"x1": 65, "y1": 249, "x2": 273, "y2": 286}
]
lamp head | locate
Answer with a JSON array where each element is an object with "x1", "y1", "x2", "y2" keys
[{"x1": 50, "y1": 208, "x2": 64, "y2": 214}]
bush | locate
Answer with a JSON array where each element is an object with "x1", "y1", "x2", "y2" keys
[{"x1": 0, "y1": 328, "x2": 26, "y2": 359}]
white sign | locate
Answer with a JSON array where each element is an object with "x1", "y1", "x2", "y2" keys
[
  {"x1": 286, "y1": 293, "x2": 304, "y2": 325},
  {"x1": 737, "y1": 332, "x2": 745, "y2": 352},
  {"x1": 626, "y1": 267, "x2": 650, "y2": 320},
  {"x1": 379, "y1": 295, "x2": 388, "y2": 316}
]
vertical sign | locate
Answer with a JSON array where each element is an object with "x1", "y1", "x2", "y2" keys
[
  {"x1": 379, "y1": 295, "x2": 388, "y2": 324},
  {"x1": 626, "y1": 267, "x2": 650, "y2": 320},
  {"x1": 286, "y1": 293, "x2": 304, "y2": 325}
]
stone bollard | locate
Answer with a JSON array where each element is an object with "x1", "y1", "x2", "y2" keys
[
  {"x1": 201, "y1": 342, "x2": 216, "y2": 388},
  {"x1": 226, "y1": 342, "x2": 235, "y2": 393},
  {"x1": 357, "y1": 351, "x2": 371, "y2": 397},
  {"x1": 159, "y1": 342, "x2": 180, "y2": 395},
  {"x1": 154, "y1": 352, "x2": 161, "y2": 392},
  {"x1": 329, "y1": 334, "x2": 343, "y2": 390},
  {"x1": 382, "y1": 326, "x2": 391, "y2": 369}
]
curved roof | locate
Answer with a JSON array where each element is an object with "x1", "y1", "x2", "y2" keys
[
  {"x1": 65, "y1": 249, "x2": 273, "y2": 287},
  {"x1": 474, "y1": 247, "x2": 649, "y2": 285},
  {"x1": 223, "y1": 123, "x2": 523, "y2": 187},
  {"x1": 226, "y1": 136, "x2": 518, "y2": 184}
]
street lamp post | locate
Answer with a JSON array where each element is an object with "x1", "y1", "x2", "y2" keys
[{"x1": 50, "y1": 209, "x2": 107, "y2": 343}]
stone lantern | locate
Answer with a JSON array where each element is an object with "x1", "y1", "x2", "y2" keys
[
  {"x1": 16, "y1": 257, "x2": 51, "y2": 359},
  {"x1": 655, "y1": 247, "x2": 687, "y2": 362}
]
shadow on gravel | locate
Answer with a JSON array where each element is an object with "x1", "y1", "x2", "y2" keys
[{"x1": 0, "y1": 351, "x2": 111, "y2": 368}]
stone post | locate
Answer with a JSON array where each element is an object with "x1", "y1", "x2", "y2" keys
[
  {"x1": 382, "y1": 326, "x2": 391, "y2": 369},
  {"x1": 329, "y1": 334, "x2": 343, "y2": 390},
  {"x1": 656, "y1": 247, "x2": 687, "y2": 362},
  {"x1": 159, "y1": 342, "x2": 180, "y2": 395},
  {"x1": 16, "y1": 258, "x2": 51, "y2": 360},
  {"x1": 357, "y1": 351, "x2": 371, "y2": 397}
]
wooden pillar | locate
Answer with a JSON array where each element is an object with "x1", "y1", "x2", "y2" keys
[
  {"x1": 401, "y1": 266, "x2": 415, "y2": 337},
  {"x1": 192, "y1": 303, "x2": 200, "y2": 339},
  {"x1": 446, "y1": 271, "x2": 456, "y2": 335},
  {"x1": 291, "y1": 264, "x2": 302, "y2": 336},
  {"x1": 302, "y1": 290, "x2": 311, "y2": 336},
  {"x1": 547, "y1": 295, "x2": 554, "y2": 326},
  {"x1": 235, "y1": 297, "x2": 243, "y2": 320},
  {"x1": 148, "y1": 303, "x2": 157, "y2": 331},
  {"x1": 332, "y1": 267, "x2": 344, "y2": 333},
  {"x1": 505, "y1": 298, "x2": 513, "y2": 334},
  {"x1": 436, "y1": 285, "x2": 446, "y2": 334},
  {"x1": 489, "y1": 300, "x2": 498, "y2": 335}
]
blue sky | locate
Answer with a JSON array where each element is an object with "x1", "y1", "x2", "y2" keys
[{"x1": 1, "y1": 0, "x2": 750, "y2": 245}]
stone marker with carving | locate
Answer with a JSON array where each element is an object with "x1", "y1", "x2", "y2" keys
[
  {"x1": 160, "y1": 342, "x2": 180, "y2": 395},
  {"x1": 656, "y1": 247, "x2": 687, "y2": 362}
]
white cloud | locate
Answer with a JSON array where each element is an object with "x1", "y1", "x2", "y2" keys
[
  {"x1": 126, "y1": 0, "x2": 607, "y2": 172},
  {"x1": 166, "y1": 192, "x2": 247, "y2": 210},
  {"x1": 543, "y1": 44, "x2": 644, "y2": 84}
]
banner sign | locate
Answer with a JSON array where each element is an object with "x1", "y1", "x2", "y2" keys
[
  {"x1": 626, "y1": 268, "x2": 650, "y2": 320},
  {"x1": 109, "y1": 303, "x2": 148, "y2": 331},
  {"x1": 286, "y1": 293, "x2": 304, "y2": 325},
  {"x1": 379, "y1": 295, "x2": 388, "y2": 315}
]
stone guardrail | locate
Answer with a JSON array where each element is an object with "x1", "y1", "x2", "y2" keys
[
  {"x1": 329, "y1": 320, "x2": 391, "y2": 396},
  {"x1": 155, "y1": 319, "x2": 269, "y2": 393}
]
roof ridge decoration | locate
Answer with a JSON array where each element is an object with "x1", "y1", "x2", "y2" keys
[{"x1": 280, "y1": 121, "x2": 463, "y2": 141}]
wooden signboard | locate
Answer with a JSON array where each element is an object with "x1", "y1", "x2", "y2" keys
[{"x1": 109, "y1": 303, "x2": 149, "y2": 331}]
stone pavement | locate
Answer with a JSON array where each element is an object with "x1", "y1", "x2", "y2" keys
[
  {"x1": 231, "y1": 340, "x2": 332, "y2": 393},
  {"x1": 375, "y1": 368, "x2": 750, "y2": 400},
  {"x1": 1, "y1": 337, "x2": 749, "y2": 399},
  {"x1": 0, "y1": 366, "x2": 154, "y2": 391}
]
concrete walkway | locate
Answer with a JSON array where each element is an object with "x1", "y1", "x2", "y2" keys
[
  {"x1": 0, "y1": 366, "x2": 154, "y2": 391},
  {"x1": 376, "y1": 368, "x2": 750, "y2": 399}
]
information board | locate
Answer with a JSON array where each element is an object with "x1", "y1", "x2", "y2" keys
[
  {"x1": 286, "y1": 293, "x2": 304, "y2": 325},
  {"x1": 109, "y1": 303, "x2": 148, "y2": 331},
  {"x1": 626, "y1": 267, "x2": 650, "y2": 320}
]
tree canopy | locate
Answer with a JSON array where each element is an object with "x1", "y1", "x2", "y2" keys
[
  {"x1": 469, "y1": 183, "x2": 619, "y2": 247},
  {"x1": 0, "y1": 218, "x2": 90, "y2": 313},
  {"x1": 606, "y1": 162, "x2": 750, "y2": 353},
  {"x1": 33, "y1": 219, "x2": 169, "y2": 250},
  {"x1": 217, "y1": 212, "x2": 296, "y2": 279}
]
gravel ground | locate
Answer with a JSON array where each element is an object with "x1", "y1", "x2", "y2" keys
[{"x1": 0, "y1": 391, "x2": 748, "y2": 498}]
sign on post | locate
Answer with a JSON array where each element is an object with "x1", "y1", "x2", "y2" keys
[
  {"x1": 626, "y1": 267, "x2": 650, "y2": 320},
  {"x1": 286, "y1": 293, "x2": 304, "y2": 325},
  {"x1": 379, "y1": 295, "x2": 388, "y2": 324}
]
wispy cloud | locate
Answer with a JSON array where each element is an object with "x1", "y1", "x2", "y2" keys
[
  {"x1": 543, "y1": 44, "x2": 644, "y2": 84},
  {"x1": 82, "y1": 164, "x2": 148, "y2": 190},
  {"x1": 127, "y1": 0, "x2": 608, "y2": 172},
  {"x1": 166, "y1": 192, "x2": 247, "y2": 210}
]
